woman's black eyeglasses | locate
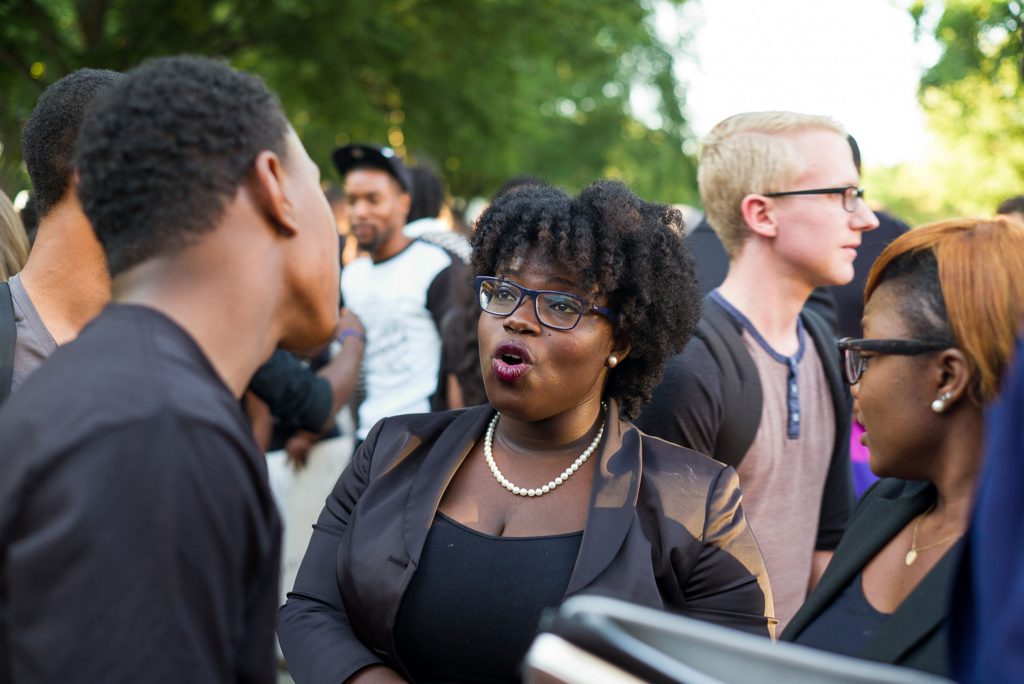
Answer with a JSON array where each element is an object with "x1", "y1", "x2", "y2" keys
[
  {"x1": 837, "y1": 337, "x2": 954, "y2": 385},
  {"x1": 475, "y1": 276, "x2": 617, "y2": 331}
]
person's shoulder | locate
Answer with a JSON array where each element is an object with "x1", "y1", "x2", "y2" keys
[
  {"x1": 636, "y1": 426, "x2": 728, "y2": 478},
  {"x1": 406, "y1": 238, "x2": 457, "y2": 267},
  {"x1": 357, "y1": 405, "x2": 489, "y2": 474},
  {"x1": 373, "y1": 404, "x2": 483, "y2": 439},
  {"x1": 656, "y1": 330, "x2": 721, "y2": 387},
  {"x1": 341, "y1": 256, "x2": 373, "y2": 282}
]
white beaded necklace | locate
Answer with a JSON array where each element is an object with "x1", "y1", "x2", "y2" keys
[{"x1": 483, "y1": 403, "x2": 606, "y2": 497}]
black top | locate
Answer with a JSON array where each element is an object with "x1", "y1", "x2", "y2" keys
[
  {"x1": 794, "y1": 571, "x2": 891, "y2": 657},
  {"x1": 783, "y1": 479, "x2": 956, "y2": 676},
  {"x1": 0, "y1": 304, "x2": 281, "y2": 684},
  {"x1": 393, "y1": 513, "x2": 582, "y2": 683},
  {"x1": 277, "y1": 403, "x2": 773, "y2": 684},
  {"x1": 249, "y1": 348, "x2": 333, "y2": 435}
]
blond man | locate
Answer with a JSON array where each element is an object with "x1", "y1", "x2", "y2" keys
[{"x1": 638, "y1": 111, "x2": 879, "y2": 631}]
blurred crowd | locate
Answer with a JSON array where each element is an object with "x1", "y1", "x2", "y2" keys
[{"x1": 1, "y1": 56, "x2": 1023, "y2": 684}]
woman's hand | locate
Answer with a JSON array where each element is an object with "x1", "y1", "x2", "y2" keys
[{"x1": 345, "y1": 664, "x2": 407, "y2": 683}]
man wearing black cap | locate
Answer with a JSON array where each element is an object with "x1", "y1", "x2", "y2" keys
[{"x1": 333, "y1": 143, "x2": 469, "y2": 445}]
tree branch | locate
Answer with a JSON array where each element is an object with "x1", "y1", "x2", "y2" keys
[
  {"x1": 18, "y1": 0, "x2": 73, "y2": 74},
  {"x1": 76, "y1": 0, "x2": 111, "y2": 53}
]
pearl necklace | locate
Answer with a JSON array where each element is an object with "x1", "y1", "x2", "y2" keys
[{"x1": 483, "y1": 403, "x2": 606, "y2": 497}]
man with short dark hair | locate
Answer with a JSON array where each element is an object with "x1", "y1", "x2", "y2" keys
[
  {"x1": 334, "y1": 144, "x2": 469, "y2": 442},
  {"x1": 0, "y1": 55, "x2": 339, "y2": 682},
  {"x1": 2, "y1": 69, "x2": 122, "y2": 402}
]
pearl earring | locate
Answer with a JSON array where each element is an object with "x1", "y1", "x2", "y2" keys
[
  {"x1": 607, "y1": 355, "x2": 618, "y2": 368},
  {"x1": 931, "y1": 391, "x2": 953, "y2": 414}
]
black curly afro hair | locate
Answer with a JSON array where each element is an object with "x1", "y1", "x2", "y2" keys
[
  {"x1": 75, "y1": 55, "x2": 290, "y2": 277},
  {"x1": 21, "y1": 68, "x2": 124, "y2": 219},
  {"x1": 471, "y1": 180, "x2": 700, "y2": 418}
]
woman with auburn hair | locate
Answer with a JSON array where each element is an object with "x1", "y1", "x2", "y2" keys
[
  {"x1": 783, "y1": 217, "x2": 1024, "y2": 675},
  {"x1": 0, "y1": 190, "x2": 30, "y2": 280}
]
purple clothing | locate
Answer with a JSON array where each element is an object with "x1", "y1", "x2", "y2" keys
[{"x1": 849, "y1": 420, "x2": 879, "y2": 497}]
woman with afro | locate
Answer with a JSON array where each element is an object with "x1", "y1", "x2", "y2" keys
[{"x1": 279, "y1": 180, "x2": 774, "y2": 684}]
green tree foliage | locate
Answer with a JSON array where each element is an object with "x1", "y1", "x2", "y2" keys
[
  {"x1": 870, "y1": 1, "x2": 1023, "y2": 223},
  {"x1": 0, "y1": 0, "x2": 699, "y2": 206}
]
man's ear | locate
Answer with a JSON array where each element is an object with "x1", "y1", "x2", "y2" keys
[
  {"x1": 251, "y1": 150, "x2": 298, "y2": 237},
  {"x1": 740, "y1": 193, "x2": 779, "y2": 239}
]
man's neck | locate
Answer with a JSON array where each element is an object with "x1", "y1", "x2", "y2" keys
[
  {"x1": 371, "y1": 233, "x2": 412, "y2": 263},
  {"x1": 18, "y1": 201, "x2": 111, "y2": 345},
  {"x1": 111, "y1": 230, "x2": 284, "y2": 399},
  {"x1": 717, "y1": 248, "x2": 815, "y2": 355}
]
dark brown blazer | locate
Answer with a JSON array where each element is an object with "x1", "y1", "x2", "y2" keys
[
  {"x1": 277, "y1": 401, "x2": 775, "y2": 684},
  {"x1": 783, "y1": 479, "x2": 960, "y2": 676}
]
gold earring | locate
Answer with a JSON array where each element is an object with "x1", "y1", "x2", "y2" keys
[{"x1": 607, "y1": 355, "x2": 618, "y2": 368}]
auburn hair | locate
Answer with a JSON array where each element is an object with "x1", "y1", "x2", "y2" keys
[{"x1": 865, "y1": 217, "x2": 1024, "y2": 405}]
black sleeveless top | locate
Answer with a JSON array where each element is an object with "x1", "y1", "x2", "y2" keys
[
  {"x1": 392, "y1": 512, "x2": 583, "y2": 683},
  {"x1": 795, "y1": 570, "x2": 892, "y2": 657}
]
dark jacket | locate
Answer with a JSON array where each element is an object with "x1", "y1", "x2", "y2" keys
[
  {"x1": 277, "y1": 401, "x2": 775, "y2": 684},
  {"x1": 783, "y1": 479, "x2": 959, "y2": 676}
]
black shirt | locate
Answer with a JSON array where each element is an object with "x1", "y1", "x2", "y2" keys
[
  {"x1": 0, "y1": 304, "x2": 281, "y2": 684},
  {"x1": 393, "y1": 513, "x2": 582, "y2": 683},
  {"x1": 794, "y1": 571, "x2": 892, "y2": 657}
]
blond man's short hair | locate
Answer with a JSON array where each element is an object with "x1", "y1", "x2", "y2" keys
[{"x1": 698, "y1": 111, "x2": 847, "y2": 257}]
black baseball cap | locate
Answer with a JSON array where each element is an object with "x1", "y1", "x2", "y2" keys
[{"x1": 332, "y1": 143, "x2": 413, "y2": 193}]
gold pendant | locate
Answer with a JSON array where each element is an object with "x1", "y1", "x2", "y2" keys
[{"x1": 905, "y1": 550, "x2": 918, "y2": 566}]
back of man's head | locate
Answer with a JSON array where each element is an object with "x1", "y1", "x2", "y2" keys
[
  {"x1": 21, "y1": 69, "x2": 123, "y2": 219},
  {"x1": 76, "y1": 55, "x2": 290, "y2": 277},
  {"x1": 698, "y1": 111, "x2": 846, "y2": 257},
  {"x1": 407, "y1": 163, "x2": 445, "y2": 222}
]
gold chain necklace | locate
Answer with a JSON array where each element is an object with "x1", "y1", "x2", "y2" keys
[{"x1": 905, "y1": 504, "x2": 962, "y2": 566}]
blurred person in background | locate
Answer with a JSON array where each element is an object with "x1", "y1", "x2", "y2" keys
[
  {"x1": 404, "y1": 162, "x2": 471, "y2": 262},
  {"x1": 784, "y1": 218, "x2": 1024, "y2": 676},
  {"x1": 278, "y1": 181, "x2": 774, "y2": 684},
  {"x1": 326, "y1": 184, "x2": 361, "y2": 267},
  {"x1": 16, "y1": 195, "x2": 39, "y2": 248},
  {"x1": 995, "y1": 194, "x2": 1024, "y2": 223},
  {"x1": 0, "y1": 190, "x2": 29, "y2": 280},
  {"x1": 405, "y1": 161, "x2": 484, "y2": 409},
  {"x1": 333, "y1": 143, "x2": 471, "y2": 446}
]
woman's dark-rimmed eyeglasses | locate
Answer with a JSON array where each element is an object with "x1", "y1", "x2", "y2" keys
[
  {"x1": 764, "y1": 186, "x2": 866, "y2": 213},
  {"x1": 837, "y1": 337, "x2": 954, "y2": 385},
  {"x1": 475, "y1": 276, "x2": 617, "y2": 331}
]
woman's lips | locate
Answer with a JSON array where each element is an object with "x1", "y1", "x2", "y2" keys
[
  {"x1": 492, "y1": 341, "x2": 533, "y2": 384},
  {"x1": 492, "y1": 358, "x2": 532, "y2": 383}
]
